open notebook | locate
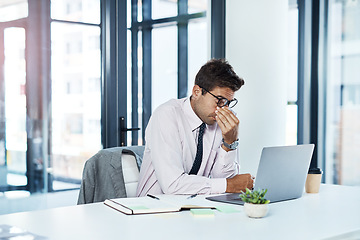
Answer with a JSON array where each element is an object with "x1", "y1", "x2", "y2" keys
[{"x1": 104, "y1": 195, "x2": 215, "y2": 215}]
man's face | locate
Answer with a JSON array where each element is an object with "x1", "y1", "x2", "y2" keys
[{"x1": 191, "y1": 85, "x2": 235, "y2": 125}]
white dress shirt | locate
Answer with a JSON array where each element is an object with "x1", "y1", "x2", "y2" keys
[{"x1": 136, "y1": 97, "x2": 240, "y2": 196}]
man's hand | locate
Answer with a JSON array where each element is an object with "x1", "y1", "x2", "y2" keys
[
  {"x1": 215, "y1": 106, "x2": 239, "y2": 151},
  {"x1": 226, "y1": 174, "x2": 254, "y2": 193}
]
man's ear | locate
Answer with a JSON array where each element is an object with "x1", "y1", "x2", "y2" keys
[{"x1": 192, "y1": 85, "x2": 202, "y2": 99}]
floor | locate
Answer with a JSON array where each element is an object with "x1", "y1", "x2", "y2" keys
[
  {"x1": 0, "y1": 173, "x2": 80, "y2": 215},
  {"x1": 0, "y1": 189, "x2": 80, "y2": 215}
]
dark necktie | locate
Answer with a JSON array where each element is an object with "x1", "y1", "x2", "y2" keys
[{"x1": 189, "y1": 123, "x2": 206, "y2": 175}]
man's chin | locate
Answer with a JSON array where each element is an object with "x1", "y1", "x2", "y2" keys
[{"x1": 205, "y1": 118, "x2": 216, "y2": 125}]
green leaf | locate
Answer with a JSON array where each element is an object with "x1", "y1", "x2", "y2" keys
[{"x1": 240, "y1": 188, "x2": 269, "y2": 204}]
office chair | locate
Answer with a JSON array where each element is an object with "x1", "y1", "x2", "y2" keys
[
  {"x1": 121, "y1": 152, "x2": 141, "y2": 197},
  {"x1": 77, "y1": 145, "x2": 145, "y2": 204}
]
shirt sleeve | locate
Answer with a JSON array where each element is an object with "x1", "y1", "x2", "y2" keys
[
  {"x1": 146, "y1": 106, "x2": 227, "y2": 195},
  {"x1": 210, "y1": 146, "x2": 240, "y2": 178}
]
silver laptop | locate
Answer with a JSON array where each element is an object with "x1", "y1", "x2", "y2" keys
[{"x1": 206, "y1": 144, "x2": 315, "y2": 205}]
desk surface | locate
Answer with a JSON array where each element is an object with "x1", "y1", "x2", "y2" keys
[{"x1": 1, "y1": 184, "x2": 359, "y2": 240}]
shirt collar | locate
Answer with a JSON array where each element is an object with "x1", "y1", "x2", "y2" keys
[{"x1": 183, "y1": 96, "x2": 204, "y2": 132}]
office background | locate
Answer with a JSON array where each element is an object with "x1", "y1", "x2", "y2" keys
[{"x1": 0, "y1": 0, "x2": 359, "y2": 212}]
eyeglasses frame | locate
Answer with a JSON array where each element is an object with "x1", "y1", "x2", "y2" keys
[{"x1": 200, "y1": 86, "x2": 238, "y2": 108}]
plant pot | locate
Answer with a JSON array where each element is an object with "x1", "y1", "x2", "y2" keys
[{"x1": 243, "y1": 202, "x2": 269, "y2": 218}]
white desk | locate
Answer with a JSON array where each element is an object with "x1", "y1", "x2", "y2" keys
[{"x1": 0, "y1": 184, "x2": 359, "y2": 240}]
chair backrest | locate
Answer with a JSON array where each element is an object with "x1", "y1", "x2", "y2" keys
[{"x1": 121, "y1": 153, "x2": 140, "y2": 197}]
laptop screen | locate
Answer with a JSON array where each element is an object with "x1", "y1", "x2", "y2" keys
[{"x1": 206, "y1": 144, "x2": 314, "y2": 205}]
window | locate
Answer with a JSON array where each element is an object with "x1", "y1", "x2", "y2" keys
[
  {"x1": 286, "y1": 0, "x2": 299, "y2": 145},
  {"x1": 51, "y1": 0, "x2": 100, "y2": 24},
  {"x1": 0, "y1": 0, "x2": 103, "y2": 194},
  {"x1": 325, "y1": 0, "x2": 360, "y2": 186},
  {"x1": 0, "y1": 0, "x2": 28, "y2": 22},
  {"x1": 128, "y1": 0, "x2": 208, "y2": 145},
  {"x1": 151, "y1": 25, "x2": 178, "y2": 110},
  {"x1": 65, "y1": 114, "x2": 83, "y2": 134},
  {"x1": 0, "y1": 0, "x2": 215, "y2": 195},
  {"x1": 3, "y1": 27, "x2": 27, "y2": 175},
  {"x1": 51, "y1": 0, "x2": 102, "y2": 187}
]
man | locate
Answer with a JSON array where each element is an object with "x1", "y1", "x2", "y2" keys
[{"x1": 136, "y1": 59, "x2": 253, "y2": 197}]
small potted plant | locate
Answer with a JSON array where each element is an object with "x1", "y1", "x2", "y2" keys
[{"x1": 240, "y1": 188, "x2": 270, "y2": 218}]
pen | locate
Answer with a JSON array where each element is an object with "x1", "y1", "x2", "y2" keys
[
  {"x1": 187, "y1": 194, "x2": 197, "y2": 199},
  {"x1": 147, "y1": 194, "x2": 160, "y2": 200}
]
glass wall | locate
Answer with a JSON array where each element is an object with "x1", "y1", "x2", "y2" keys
[
  {"x1": 152, "y1": 26, "x2": 178, "y2": 110},
  {"x1": 188, "y1": 17, "x2": 208, "y2": 95},
  {"x1": 0, "y1": 0, "x2": 28, "y2": 22},
  {"x1": 3, "y1": 27, "x2": 27, "y2": 187},
  {"x1": 286, "y1": 1, "x2": 299, "y2": 145},
  {"x1": 0, "y1": 1, "x2": 28, "y2": 192},
  {"x1": 128, "y1": 0, "x2": 209, "y2": 145},
  {"x1": 325, "y1": 0, "x2": 360, "y2": 186},
  {"x1": 1, "y1": 0, "x2": 209, "y2": 195},
  {"x1": 0, "y1": 0, "x2": 102, "y2": 194},
  {"x1": 50, "y1": 0, "x2": 102, "y2": 189}
]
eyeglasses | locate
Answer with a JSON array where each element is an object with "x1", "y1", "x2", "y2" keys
[{"x1": 200, "y1": 87, "x2": 238, "y2": 108}]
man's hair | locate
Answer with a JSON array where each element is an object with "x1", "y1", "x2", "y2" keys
[{"x1": 194, "y1": 59, "x2": 245, "y2": 94}]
